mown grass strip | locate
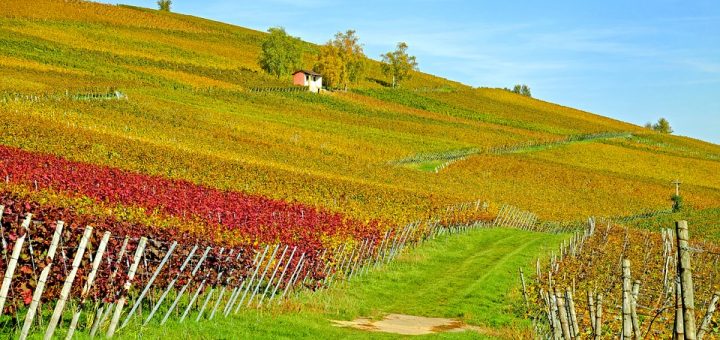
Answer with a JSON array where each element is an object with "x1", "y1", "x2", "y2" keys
[
  {"x1": 396, "y1": 132, "x2": 632, "y2": 172},
  {"x1": 113, "y1": 228, "x2": 566, "y2": 339}
]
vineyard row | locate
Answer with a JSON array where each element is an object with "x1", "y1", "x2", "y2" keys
[
  {"x1": 0, "y1": 202, "x2": 490, "y2": 339},
  {"x1": 524, "y1": 218, "x2": 720, "y2": 339}
]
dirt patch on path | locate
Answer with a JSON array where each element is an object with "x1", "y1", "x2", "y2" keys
[{"x1": 331, "y1": 313, "x2": 493, "y2": 336}]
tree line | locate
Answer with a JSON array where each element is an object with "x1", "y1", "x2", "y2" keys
[
  {"x1": 153, "y1": 3, "x2": 420, "y2": 89},
  {"x1": 258, "y1": 27, "x2": 419, "y2": 89},
  {"x1": 502, "y1": 84, "x2": 532, "y2": 97},
  {"x1": 645, "y1": 118, "x2": 673, "y2": 134}
]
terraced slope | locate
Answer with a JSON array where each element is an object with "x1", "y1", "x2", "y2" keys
[{"x1": 1, "y1": 0, "x2": 719, "y2": 227}]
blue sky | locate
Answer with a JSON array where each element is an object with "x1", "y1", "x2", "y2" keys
[{"x1": 106, "y1": 0, "x2": 719, "y2": 143}]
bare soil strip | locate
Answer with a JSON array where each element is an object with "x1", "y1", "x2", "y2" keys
[{"x1": 331, "y1": 313, "x2": 491, "y2": 336}]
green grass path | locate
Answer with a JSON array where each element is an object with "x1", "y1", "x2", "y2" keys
[{"x1": 113, "y1": 228, "x2": 565, "y2": 339}]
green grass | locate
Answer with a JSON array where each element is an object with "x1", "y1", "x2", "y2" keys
[
  {"x1": 405, "y1": 160, "x2": 445, "y2": 172},
  {"x1": 99, "y1": 228, "x2": 566, "y2": 339}
]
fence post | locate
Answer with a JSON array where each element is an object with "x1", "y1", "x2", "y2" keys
[
  {"x1": 65, "y1": 231, "x2": 112, "y2": 339},
  {"x1": 348, "y1": 239, "x2": 368, "y2": 280},
  {"x1": 144, "y1": 244, "x2": 199, "y2": 325},
  {"x1": 266, "y1": 246, "x2": 297, "y2": 305},
  {"x1": 631, "y1": 280, "x2": 641, "y2": 340},
  {"x1": 565, "y1": 287, "x2": 579, "y2": 338},
  {"x1": 44, "y1": 225, "x2": 93, "y2": 340},
  {"x1": 676, "y1": 220, "x2": 697, "y2": 339},
  {"x1": 696, "y1": 291, "x2": 719, "y2": 339},
  {"x1": 196, "y1": 288, "x2": 215, "y2": 321},
  {"x1": 675, "y1": 278, "x2": 685, "y2": 339},
  {"x1": 224, "y1": 250, "x2": 262, "y2": 316},
  {"x1": 121, "y1": 241, "x2": 178, "y2": 329},
  {"x1": 236, "y1": 244, "x2": 270, "y2": 311},
  {"x1": 555, "y1": 288, "x2": 572, "y2": 340},
  {"x1": 0, "y1": 213, "x2": 31, "y2": 314},
  {"x1": 259, "y1": 245, "x2": 292, "y2": 306},
  {"x1": 107, "y1": 237, "x2": 147, "y2": 337},
  {"x1": 587, "y1": 289, "x2": 596, "y2": 335},
  {"x1": 208, "y1": 250, "x2": 237, "y2": 318},
  {"x1": 248, "y1": 245, "x2": 289, "y2": 307},
  {"x1": 160, "y1": 246, "x2": 211, "y2": 325},
  {"x1": 280, "y1": 253, "x2": 305, "y2": 301},
  {"x1": 595, "y1": 293, "x2": 603, "y2": 340},
  {"x1": 519, "y1": 268, "x2": 529, "y2": 312},
  {"x1": 622, "y1": 259, "x2": 633, "y2": 339},
  {"x1": 90, "y1": 236, "x2": 130, "y2": 337},
  {"x1": 246, "y1": 244, "x2": 279, "y2": 307},
  {"x1": 20, "y1": 220, "x2": 63, "y2": 340}
]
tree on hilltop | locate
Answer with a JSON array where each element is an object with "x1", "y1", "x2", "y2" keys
[
  {"x1": 380, "y1": 42, "x2": 418, "y2": 88},
  {"x1": 315, "y1": 30, "x2": 366, "y2": 90},
  {"x1": 646, "y1": 118, "x2": 673, "y2": 134},
  {"x1": 511, "y1": 84, "x2": 532, "y2": 97},
  {"x1": 258, "y1": 27, "x2": 303, "y2": 79},
  {"x1": 157, "y1": 0, "x2": 172, "y2": 11}
]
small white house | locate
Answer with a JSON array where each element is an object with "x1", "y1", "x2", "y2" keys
[{"x1": 292, "y1": 70, "x2": 323, "y2": 92}]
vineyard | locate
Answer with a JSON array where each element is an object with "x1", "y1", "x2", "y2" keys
[
  {"x1": 526, "y1": 218, "x2": 720, "y2": 338},
  {"x1": 0, "y1": 145, "x2": 501, "y2": 338},
  {"x1": 1, "y1": 0, "x2": 720, "y2": 338},
  {"x1": 2, "y1": 0, "x2": 719, "y2": 224},
  {"x1": 0, "y1": 189, "x2": 493, "y2": 338}
]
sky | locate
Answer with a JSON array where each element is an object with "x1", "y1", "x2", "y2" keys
[{"x1": 105, "y1": 0, "x2": 719, "y2": 144}]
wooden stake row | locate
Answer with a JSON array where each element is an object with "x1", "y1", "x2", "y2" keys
[
  {"x1": 1, "y1": 209, "x2": 491, "y2": 338},
  {"x1": 530, "y1": 219, "x2": 720, "y2": 339}
]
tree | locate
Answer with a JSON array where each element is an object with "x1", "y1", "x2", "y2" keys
[
  {"x1": 258, "y1": 27, "x2": 303, "y2": 79},
  {"x1": 520, "y1": 85, "x2": 531, "y2": 97},
  {"x1": 380, "y1": 42, "x2": 418, "y2": 88},
  {"x1": 671, "y1": 194, "x2": 683, "y2": 212},
  {"x1": 157, "y1": 0, "x2": 171, "y2": 11},
  {"x1": 315, "y1": 30, "x2": 366, "y2": 90},
  {"x1": 511, "y1": 84, "x2": 531, "y2": 97},
  {"x1": 651, "y1": 118, "x2": 673, "y2": 134}
]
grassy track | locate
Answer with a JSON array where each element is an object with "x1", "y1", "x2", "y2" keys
[{"x1": 114, "y1": 228, "x2": 565, "y2": 339}]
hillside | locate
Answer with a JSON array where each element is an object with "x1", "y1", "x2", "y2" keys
[
  {"x1": 2, "y1": 0, "x2": 719, "y2": 229},
  {"x1": 1, "y1": 1, "x2": 720, "y2": 339}
]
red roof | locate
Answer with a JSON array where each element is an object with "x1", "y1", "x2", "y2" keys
[{"x1": 293, "y1": 69, "x2": 321, "y2": 77}]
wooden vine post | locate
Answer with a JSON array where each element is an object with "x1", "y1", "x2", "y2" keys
[
  {"x1": 675, "y1": 279, "x2": 685, "y2": 339},
  {"x1": 248, "y1": 244, "x2": 281, "y2": 306},
  {"x1": 19, "y1": 221, "x2": 63, "y2": 340},
  {"x1": 65, "y1": 231, "x2": 112, "y2": 340},
  {"x1": 280, "y1": 253, "x2": 306, "y2": 301},
  {"x1": 696, "y1": 291, "x2": 719, "y2": 339},
  {"x1": 519, "y1": 268, "x2": 530, "y2": 312},
  {"x1": 676, "y1": 220, "x2": 697, "y2": 339},
  {"x1": 565, "y1": 287, "x2": 579, "y2": 338},
  {"x1": 622, "y1": 259, "x2": 633, "y2": 339},
  {"x1": 144, "y1": 244, "x2": 199, "y2": 325},
  {"x1": 595, "y1": 293, "x2": 603, "y2": 340},
  {"x1": 631, "y1": 280, "x2": 641, "y2": 340},
  {"x1": 44, "y1": 225, "x2": 93, "y2": 340},
  {"x1": 260, "y1": 246, "x2": 296, "y2": 306},
  {"x1": 587, "y1": 290, "x2": 596, "y2": 335},
  {"x1": 555, "y1": 287, "x2": 572, "y2": 340},
  {"x1": 121, "y1": 241, "x2": 178, "y2": 329},
  {"x1": 236, "y1": 245, "x2": 270, "y2": 310},
  {"x1": 0, "y1": 214, "x2": 31, "y2": 314},
  {"x1": 107, "y1": 237, "x2": 148, "y2": 338},
  {"x1": 160, "y1": 246, "x2": 211, "y2": 325}
]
